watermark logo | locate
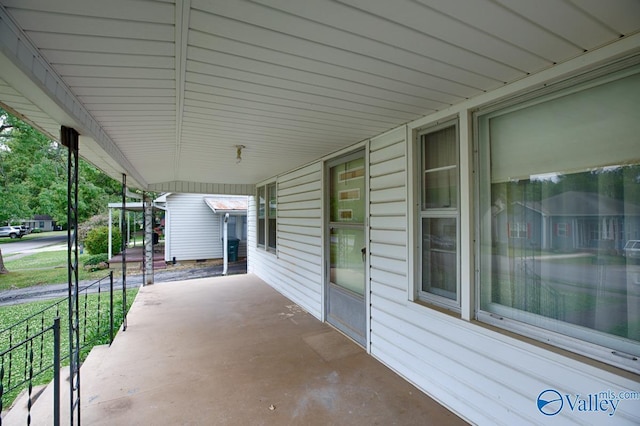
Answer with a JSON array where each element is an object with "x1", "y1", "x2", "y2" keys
[
  {"x1": 536, "y1": 388, "x2": 639, "y2": 417},
  {"x1": 537, "y1": 389, "x2": 563, "y2": 416}
]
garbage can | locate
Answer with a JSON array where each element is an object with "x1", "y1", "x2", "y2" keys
[{"x1": 227, "y1": 238, "x2": 240, "y2": 262}]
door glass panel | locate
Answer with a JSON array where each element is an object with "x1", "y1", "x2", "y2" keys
[
  {"x1": 330, "y1": 158, "x2": 365, "y2": 223},
  {"x1": 330, "y1": 227, "x2": 365, "y2": 295},
  {"x1": 329, "y1": 156, "x2": 365, "y2": 295}
]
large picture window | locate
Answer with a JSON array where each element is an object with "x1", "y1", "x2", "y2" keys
[
  {"x1": 477, "y1": 63, "x2": 640, "y2": 372},
  {"x1": 418, "y1": 122, "x2": 459, "y2": 308}
]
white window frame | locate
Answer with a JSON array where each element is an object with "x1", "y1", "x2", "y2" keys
[
  {"x1": 266, "y1": 182, "x2": 277, "y2": 252},
  {"x1": 415, "y1": 120, "x2": 461, "y2": 311},
  {"x1": 256, "y1": 182, "x2": 277, "y2": 253},
  {"x1": 509, "y1": 222, "x2": 528, "y2": 239},
  {"x1": 474, "y1": 60, "x2": 640, "y2": 374},
  {"x1": 556, "y1": 222, "x2": 568, "y2": 237},
  {"x1": 257, "y1": 185, "x2": 266, "y2": 248}
]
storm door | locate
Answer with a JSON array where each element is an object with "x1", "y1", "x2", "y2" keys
[{"x1": 326, "y1": 150, "x2": 367, "y2": 346}]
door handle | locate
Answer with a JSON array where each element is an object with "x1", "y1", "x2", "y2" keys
[{"x1": 361, "y1": 247, "x2": 366, "y2": 261}]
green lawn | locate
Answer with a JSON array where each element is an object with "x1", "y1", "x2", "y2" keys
[
  {"x1": 3, "y1": 250, "x2": 71, "y2": 270},
  {"x1": 0, "y1": 288, "x2": 138, "y2": 408},
  {"x1": 0, "y1": 231, "x2": 141, "y2": 408},
  {"x1": 0, "y1": 251, "x2": 113, "y2": 290}
]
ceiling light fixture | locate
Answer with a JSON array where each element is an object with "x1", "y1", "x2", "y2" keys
[{"x1": 235, "y1": 145, "x2": 246, "y2": 164}]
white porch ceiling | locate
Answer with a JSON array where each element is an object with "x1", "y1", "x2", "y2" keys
[{"x1": 0, "y1": 0, "x2": 639, "y2": 191}]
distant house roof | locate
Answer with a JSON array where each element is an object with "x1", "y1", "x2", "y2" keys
[
  {"x1": 518, "y1": 191, "x2": 640, "y2": 217},
  {"x1": 33, "y1": 215, "x2": 53, "y2": 220},
  {"x1": 203, "y1": 196, "x2": 248, "y2": 214}
]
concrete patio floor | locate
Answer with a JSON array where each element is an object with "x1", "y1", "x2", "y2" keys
[{"x1": 58, "y1": 274, "x2": 467, "y2": 425}]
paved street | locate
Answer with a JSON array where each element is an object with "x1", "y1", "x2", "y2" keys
[{"x1": 0, "y1": 234, "x2": 66, "y2": 256}]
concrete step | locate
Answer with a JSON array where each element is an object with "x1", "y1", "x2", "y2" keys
[
  {"x1": 80, "y1": 344, "x2": 111, "y2": 372},
  {"x1": 153, "y1": 260, "x2": 166, "y2": 270},
  {"x1": 1, "y1": 384, "x2": 48, "y2": 425},
  {"x1": 1, "y1": 345, "x2": 112, "y2": 425},
  {"x1": 23, "y1": 365, "x2": 71, "y2": 426}
]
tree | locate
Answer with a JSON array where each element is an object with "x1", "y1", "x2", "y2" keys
[
  {"x1": 0, "y1": 107, "x2": 125, "y2": 273},
  {"x1": 0, "y1": 107, "x2": 123, "y2": 227},
  {"x1": 0, "y1": 248, "x2": 7, "y2": 274}
]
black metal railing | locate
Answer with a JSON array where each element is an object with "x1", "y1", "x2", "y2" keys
[
  {"x1": 0, "y1": 271, "x2": 131, "y2": 423},
  {"x1": 0, "y1": 318, "x2": 60, "y2": 426}
]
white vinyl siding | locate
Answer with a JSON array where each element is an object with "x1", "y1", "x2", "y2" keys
[
  {"x1": 369, "y1": 304, "x2": 639, "y2": 424},
  {"x1": 248, "y1": 44, "x2": 640, "y2": 425},
  {"x1": 249, "y1": 163, "x2": 323, "y2": 318},
  {"x1": 368, "y1": 127, "x2": 409, "y2": 322},
  {"x1": 367, "y1": 129, "x2": 546, "y2": 424},
  {"x1": 366, "y1": 126, "x2": 639, "y2": 424},
  {"x1": 166, "y1": 193, "x2": 221, "y2": 261},
  {"x1": 247, "y1": 195, "x2": 257, "y2": 270}
]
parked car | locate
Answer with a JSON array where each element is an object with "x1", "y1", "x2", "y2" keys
[
  {"x1": 0, "y1": 226, "x2": 24, "y2": 239},
  {"x1": 19, "y1": 225, "x2": 30, "y2": 235},
  {"x1": 624, "y1": 240, "x2": 640, "y2": 262}
]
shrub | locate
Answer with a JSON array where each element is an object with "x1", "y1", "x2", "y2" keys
[
  {"x1": 84, "y1": 226, "x2": 122, "y2": 255},
  {"x1": 83, "y1": 253, "x2": 110, "y2": 272},
  {"x1": 83, "y1": 253, "x2": 109, "y2": 266},
  {"x1": 78, "y1": 214, "x2": 109, "y2": 242}
]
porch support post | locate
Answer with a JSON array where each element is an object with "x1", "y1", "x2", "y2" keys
[
  {"x1": 61, "y1": 125, "x2": 81, "y2": 425},
  {"x1": 108, "y1": 208, "x2": 113, "y2": 259},
  {"x1": 142, "y1": 195, "x2": 146, "y2": 286},
  {"x1": 223, "y1": 213, "x2": 229, "y2": 276},
  {"x1": 121, "y1": 174, "x2": 127, "y2": 331},
  {"x1": 144, "y1": 194, "x2": 154, "y2": 285}
]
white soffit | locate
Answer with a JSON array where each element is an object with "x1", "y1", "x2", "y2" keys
[{"x1": 0, "y1": 0, "x2": 638, "y2": 190}]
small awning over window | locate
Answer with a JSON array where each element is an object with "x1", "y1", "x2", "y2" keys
[{"x1": 203, "y1": 196, "x2": 248, "y2": 214}]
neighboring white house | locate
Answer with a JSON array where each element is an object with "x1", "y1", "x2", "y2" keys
[
  {"x1": 23, "y1": 215, "x2": 57, "y2": 232},
  {"x1": 164, "y1": 193, "x2": 247, "y2": 262}
]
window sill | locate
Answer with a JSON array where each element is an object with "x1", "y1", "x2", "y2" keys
[
  {"x1": 408, "y1": 298, "x2": 461, "y2": 320},
  {"x1": 406, "y1": 299, "x2": 639, "y2": 380},
  {"x1": 472, "y1": 318, "x2": 640, "y2": 381},
  {"x1": 257, "y1": 246, "x2": 278, "y2": 257}
]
